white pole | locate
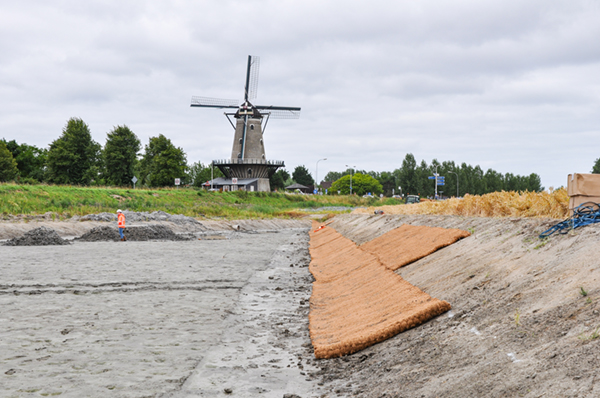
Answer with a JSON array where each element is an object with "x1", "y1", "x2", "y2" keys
[
  {"x1": 211, "y1": 162, "x2": 214, "y2": 190},
  {"x1": 316, "y1": 158, "x2": 327, "y2": 193},
  {"x1": 345, "y1": 164, "x2": 356, "y2": 195}
]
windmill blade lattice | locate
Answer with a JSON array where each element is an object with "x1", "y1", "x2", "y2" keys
[
  {"x1": 260, "y1": 109, "x2": 301, "y2": 119},
  {"x1": 191, "y1": 96, "x2": 239, "y2": 108},
  {"x1": 246, "y1": 56, "x2": 260, "y2": 101}
]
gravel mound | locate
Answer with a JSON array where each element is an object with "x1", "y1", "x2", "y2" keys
[
  {"x1": 77, "y1": 225, "x2": 195, "y2": 242},
  {"x1": 80, "y1": 211, "x2": 203, "y2": 227},
  {"x1": 3, "y1": 226, "x2": 71, "y2": 246}
]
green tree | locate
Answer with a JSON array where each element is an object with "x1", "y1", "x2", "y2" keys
[
  {"x1": 398, "y1": 153, "x2": 418, "y2": 195},
  {"x1": 526, "y1": 173, "x2": 543, "y2": 192},
  {"x1": 323, "y1": 171, "x2": 343, "y2": 182},
  {"x1": 103, "y1": 125, "x2": 141, "y2": 186},
  {"x1": 331, "y1": 173, "x2": 383, "y2": 196},
  {"x1": 483, "y1": 169, "x2": 504, "y2": 193},
  {"x1": 139, "y1": 134, "x2": 188, "y2": 187},
  {"x1": 292, "y1": 165, "x2": 314, "y2": 186},
  {"x1": 189, "y1": 161, "x2": 224, "y2": 187},
  {"x1": 377, "y1": 171, "x2": 396, "y2": 196},
  {"x1": 46, "y1": 118, "x2": 101, "y2": 185},
  {"x1": 593, "y1": 158, "x2": 600, "y2": 174},
  {"x1": 2, "y1": 140, "x2": 48, "y2": 182},
  {"x1": 0, "y1": 140, "x2": 18, "y2": 182},
  {"x1": 269, "y1": 168, "x2": 290, "y2": 191}
]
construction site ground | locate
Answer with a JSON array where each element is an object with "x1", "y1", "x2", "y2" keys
[{"x1": 1, "y1": 213, "x2": 600, "y2": 397}]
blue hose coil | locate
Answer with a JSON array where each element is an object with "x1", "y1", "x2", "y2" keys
[{"x1": 539, "y1": 202, "x2": 600, "y2": 239}]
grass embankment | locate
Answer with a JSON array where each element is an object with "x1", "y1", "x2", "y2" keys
[
  {"x1": 0, "y1": 183, "x2": 401, "y2": 219},
  {"x1": 354, "y1": 189, "x2": 570, "y2": 219}
]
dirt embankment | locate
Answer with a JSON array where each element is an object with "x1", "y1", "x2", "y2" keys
[{"x1": 311, "y1": 214, "x2": 600, "y2": 397}]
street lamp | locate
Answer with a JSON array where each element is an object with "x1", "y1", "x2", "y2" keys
[
  {"x1": 315, "y1": 158, "x2": 327, "y2": 193},
  {"x1": 345, "y1": 164, "x2": 356, "y2": 195},
  {"x1": 449, "y1": 171, "x2": 459, "y2": 197}
]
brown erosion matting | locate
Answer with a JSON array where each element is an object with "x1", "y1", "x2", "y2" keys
[
  {"x1": 360, "y1": 224, "x2": 471, "y2": 271},
  {"x1": 308, "y1": 223, "x2": 456, "y2": 359}
]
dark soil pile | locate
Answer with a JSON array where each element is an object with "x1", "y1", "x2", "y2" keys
[
  {"x1": 3, "y1": 226, "x2": 71, "y2": 246},
  {"x1": 79, "y1": 211, "x2": 204, "y2": 228},
  {"x1": 77, "y1": 225, "x2": 195, "y2": 242}
]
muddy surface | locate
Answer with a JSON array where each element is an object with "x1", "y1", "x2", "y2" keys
[{"x1": 0, "y1": 227, "x2": 319, "y2": 398}]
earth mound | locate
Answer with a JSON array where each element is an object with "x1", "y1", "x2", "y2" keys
[
  {"x1": 79, "y1": 210, "x2": 204, "y2": 227},
  {"x1": 3, "y1": 226, "x2": 71, "y2": 246},
  {"x1": 77, "y1": 225, "x2": 195, "y2": 242}
]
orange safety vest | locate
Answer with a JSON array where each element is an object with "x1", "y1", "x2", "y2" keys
[{"x1": 118, "y1": 213, "x2": 126, "y2": 228}]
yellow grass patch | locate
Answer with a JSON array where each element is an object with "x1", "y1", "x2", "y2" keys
[{"x1": 354, "y1": 189, "x2": 569, "y2": 219}]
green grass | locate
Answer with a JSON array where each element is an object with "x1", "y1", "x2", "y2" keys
[{"x1": 0, "y1": 183, "x2": 395, "y2": 219}]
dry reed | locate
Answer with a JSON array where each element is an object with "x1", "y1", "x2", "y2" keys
[{"x1": 354, "y1": 189, "x2": 569, "y2": 219}]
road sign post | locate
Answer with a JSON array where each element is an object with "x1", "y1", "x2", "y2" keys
[
  {"x1": 430, "y1": 174, "x2": 445, "y2": 199},
  {"x1": 131, "y1": 176, "x2": 138, "y2": 189}
]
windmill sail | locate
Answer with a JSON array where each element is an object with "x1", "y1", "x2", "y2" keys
[
  {"x1": 246, "y1": 56, "x2": 260, "y2": 101},
  {"x1": 191, "y1": 96, "x2": 239, "y2": 108}
]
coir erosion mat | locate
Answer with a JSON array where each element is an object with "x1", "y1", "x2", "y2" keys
[
  {"x1": 360, "y1": 224, "x2": 470, "y2": 271},
  {"x1": 308, "y1": 223, "x2": 466, "y2": 359}
]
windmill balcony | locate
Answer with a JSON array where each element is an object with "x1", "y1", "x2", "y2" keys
[{"x1": 212, "y1": 159, "x2": 284, "y2": 166}]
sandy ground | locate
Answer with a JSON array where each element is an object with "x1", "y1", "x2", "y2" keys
[
  {"x1": 0, "y1": 222, "x2": 319, "y2": 398},
  {"x1": 3, "y1": 213, "x2": 600, "y2": 397}
]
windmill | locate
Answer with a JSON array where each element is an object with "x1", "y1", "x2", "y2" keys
[{"x1": 191, "y1": 55, "x2": 301, "y2": 192}]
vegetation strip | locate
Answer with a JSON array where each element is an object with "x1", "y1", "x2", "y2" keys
[{"x1": 0, "y1": 183, "x2": 394, "y2": 219}]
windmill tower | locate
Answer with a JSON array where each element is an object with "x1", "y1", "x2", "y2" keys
[{"x1": 191, "y1": 55, "x2": 301, "y2": 192}]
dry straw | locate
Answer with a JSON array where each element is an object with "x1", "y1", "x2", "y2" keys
[
  {"x1": 308, "y1": 222, "x2": 462, "y2": 359},
  {"x1": 354, "y1": 189, "x2": 569, "y2": 219}
]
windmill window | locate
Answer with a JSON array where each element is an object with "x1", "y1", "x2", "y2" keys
[
  {"x1": 260, "y1": 139, "x2": 263, "y2": 144},
  {"x1": 250, "y1": 124, "x2": 255, "y2": 130},
  {"x1": 247, "y1": 168, "x2": 252, "y2": 176},
  {"x1": 239, "y1": 138, "x2": 242, "y2": 144}
]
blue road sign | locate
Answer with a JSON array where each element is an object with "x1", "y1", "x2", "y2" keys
[
  {"x1": 428, "y1": 176, "x2": 436, "y2": 180},
  {"x1": 437, "y1": 182, "x2": 445, "y2": 186}
]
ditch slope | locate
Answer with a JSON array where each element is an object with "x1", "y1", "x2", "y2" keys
[{"x1": 312, "y1": 213, "x2": 600, "y2": 397}]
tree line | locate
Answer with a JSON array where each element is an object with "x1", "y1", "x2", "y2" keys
[
  {"x1": 0, "y1": 117, "x2": 321, "y2": 189},
  {"x1": 323, "y1": 153, "x2": 545, "y2": 197},
  {"x1": 0, "y1": 117, "x2": 190, "y2": 187},
  {"x1": 0, "y1": 118, "x2": 584, "y2": 195}
]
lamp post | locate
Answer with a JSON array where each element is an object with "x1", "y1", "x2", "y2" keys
[
  {"x1": 449, "y1": 171, "x2": 459, "y2": 197},
  {"x1": 345, "y1": 164, "x2": 356, "y2": 195},
  {"x1": 211, "y1": 161, "x2": 214, "y2": 191},
  {"x1": 315, "y1": 158, "x2": 327, "y2": 193}
]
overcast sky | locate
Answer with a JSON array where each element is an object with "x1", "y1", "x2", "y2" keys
[{"x1": 1, "y1": 0, "x2": 599, "y2": 189}]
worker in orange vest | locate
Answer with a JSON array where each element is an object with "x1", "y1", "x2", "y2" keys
[{"x1": 117, "y1": 209, "x2": 126, "y2": 241}]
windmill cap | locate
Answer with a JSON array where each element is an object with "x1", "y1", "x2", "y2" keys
[{"x1": 117, "y1": 209, "x2": 122, "y2": 213}]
